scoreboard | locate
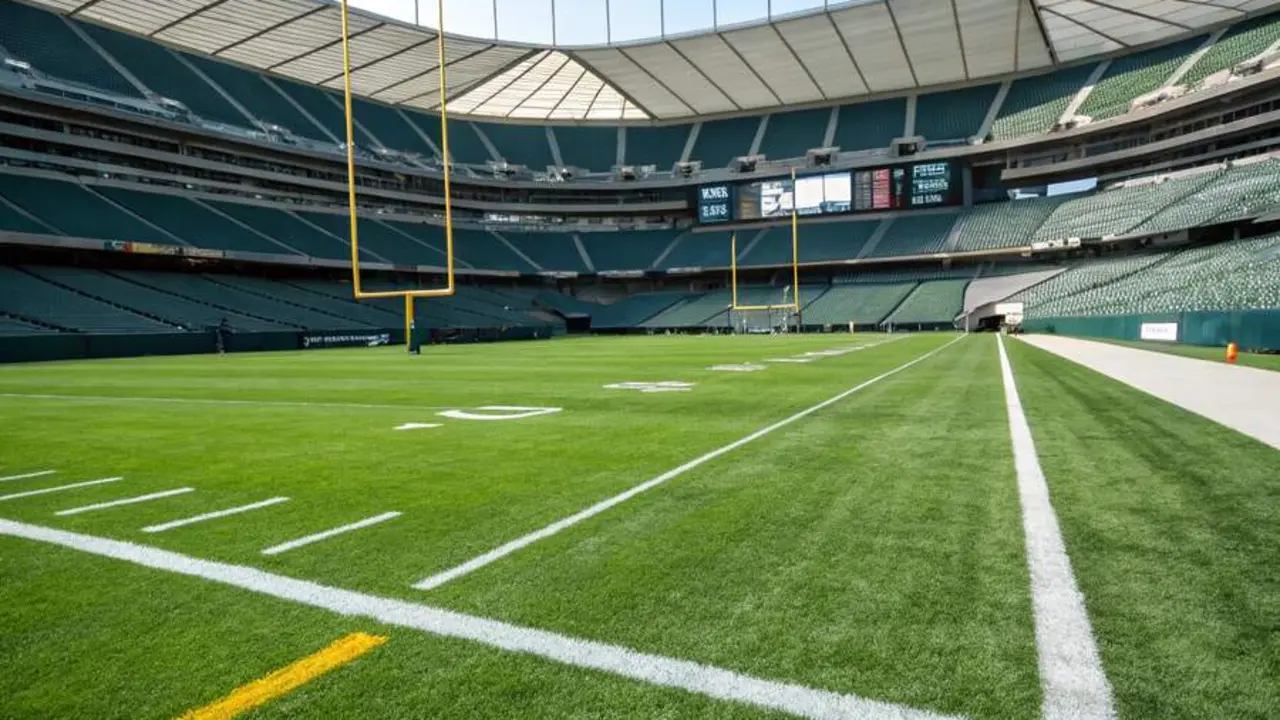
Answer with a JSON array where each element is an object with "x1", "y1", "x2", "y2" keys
[{"x1": 695, "y1": 160, "x2": 960, "y2": 225}]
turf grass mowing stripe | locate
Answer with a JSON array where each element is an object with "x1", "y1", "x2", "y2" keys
[
  {"x1": 261, "y1": 512, "x2": 403, "y2": 556},
  {"x1": 997, "y1": 335, "x2": 1115, "y2": 719},
  {"x1": 413, "y1": 334, "x2": 966, "y2": 591},
  {"x1": 0, "y1": 393, "x2": 453, "y2": 412},
  {"x1": 0, "y1": 477, "x2": 122, "y2": 502},
  {"x1": 0, "y1": 518, "x2": 963, "y2": 720},
  {"x1": 142, "y1": 497, "x2": 290, "y2": 534},
  {"x1": 55, "y1": 488, "x2": 195, "y2": 517}
]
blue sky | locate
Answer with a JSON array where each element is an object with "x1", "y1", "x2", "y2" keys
[{"x1": 349, "y1": 0, "x2": 842, "y2": 45}]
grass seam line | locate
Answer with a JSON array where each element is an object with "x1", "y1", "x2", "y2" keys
[
  {"x1": 0, "y1": 477, "x2": 122, "y2": 502},
  {"x1": 996, "y1": 334, "x2": 1116, "y2": 720},
  {"x1": 55, "y1": 488, "x2": 195, "y2": 517},
  {"x1": 142, "y1": 497, "x2": 290, "y2": 534},
  {"x1": 413, "y1": 334, "x2": 966, "y2": 591},
  {"x1": 261, "y1": 512, "x2": 403, "y2": 556},
  {"x1": 176, "y1": 632, "x2": 387, "y2": 720},
  {"x1": 0, "y1": 469, "x2": 57, "y2": 483},
  {"x1": 0, "y1": 518, "x2": 964, "y2": 720}
]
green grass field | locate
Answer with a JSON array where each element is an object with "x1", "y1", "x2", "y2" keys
[{"x1": 0, "y1": 334, "x2": 1275, "y2": 719}]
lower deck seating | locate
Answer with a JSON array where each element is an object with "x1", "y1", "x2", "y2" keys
[
  {"x1": 800, "y1": 283, "x2": 917, "y2": 326},
  {"x1": 0, "y1": 266, "x2": 175, "y2": 333},
  {"x1": 590, "y1": 292, "x2": 687, "y2": 328},
  {"x1": 884, "y1": 280, "x2": 968, "y2": 326}
]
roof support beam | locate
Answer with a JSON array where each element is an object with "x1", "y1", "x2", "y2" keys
[
  {"x1": 1076, "y1": 0, "x2": 1193, "y2": 30},
  {"x1": 213, "y1": 6, "x2": 328, "y2": 56},
  {"x1": 824, "y1": 11, "x2": 870, "y2": 92},
  {"x1": 267, "y1": 23, "x2": 384, "y2": 72},
  {"x1": 948, "y1": 0, "x2": 971, "y2": 81},
  {"x1": 404, "y1": 50, "x2": 545, "y2": 110},
  {"x1": 369, "y1": 44, "x2": 497, "y2": 99},
  {"x1": 68, "y1": 0, "x2": 108, "y2": 17},
  {"x1": 615, "y1": 46, "x2": 698, "y2": 117},
  {"x1": 770, "y1": 24, "x2": 825, "y2": 100},
  {"x1": 882, "y1": 1, "x2": 920, "y2": 87},
  {"x1": 1025, "y1": 0, "x2": 1060, "y2": 65},
  {"x1": 1041, "y1": 7, "x2": 1132, "y2": 49},
  {"x1": 715, "y1": 33, "x2": 782, "y2": 105},
  {"x1": 318, "y1": 37, "x2": 439, "y2": 86},
  {"x1": 664, "y1": 41, "x2": 741, "y2": 111},
  {"x1": 569, "y1": 50, "x2": 659, "y2": 119},
  {"x1": 148, "y1": 0, "x2": 233, "y2": 38},
  {"x1": 503, "y1": 54, "x2": 572, "y2": 118}
]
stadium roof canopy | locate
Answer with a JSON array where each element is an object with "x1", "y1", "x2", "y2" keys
[{"x1": 24, "y1": 0, "x2": 1280, "y2": 121}]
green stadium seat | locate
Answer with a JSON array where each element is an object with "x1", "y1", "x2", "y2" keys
[
  {"x1": 884, "y1": 279, "x2": 968, "y2": 326},
  {"x1": 833, "y1": 98, "x2": 906, "y2": 152},
  {"x1": 691, "y1": 117, "x2": 760, "y2": 168},
  {"x1": 1079, "y1": 37, "x2": 1205, "y2": 121},
  {"x1": 271, "y1": 77, "x2": 376, "y2": 147},
  {"x1": 991, "y1": 65, "x2": 1094, "y2": 140},
  {"x1": 183, "y1": 56, "x2": 327, "y2": 141},
  {"x1": 801, "y1": 283, "x2": 917, "y2": 326},
  {"x1": 556, "y1": 126, "x2": 617, "y2": 172},
  {"x1": 870, "y1": 214, "x2": 958, "y2": 258},
  {"x1": 952, "y1": 196, "x2": 1067, "y2": 252},
  {"x1": 1181, "y1": 12, "x2": 1280, "y2": 87},
  {"x1": 579, "y1": 230, "x2": 675, "y2": 272},
  {"x1": 590, "y1": 291, "x2": 687, "y2": 328},
  {"x1": 477, "y1": 122, "x2": 554, "y2": 170},
  {"x1": 916, "y1": 84, "x2": 999, "y2": 142},
  {"x1": 93, "y1": 187, "x2": 300, "y2": 256},
  {"x1": 759, "y1": 109, "x2": 829, "y2": 160},
  {"x1": 77, "y1": 24, "x2": 248, "y2": 127},
  {"x1": 625, "y1": 125, "x2": 691, "y2": 170},
  {"x1": 205, "y1": 201, "x2": 354, "y2": 261},
  {"x1": 349, "y1": 97, "x2": 434, "y2": 157},
  {"x1": 658, "y1": 232, "x2": 731, "y2": 269},
  {"x1": 501, "y1": 232, "x2": 587, "y2": 273},
  {"x1": 0, "y1": 1, "x2": 141, "y2": 97},
  {"x1": 0, "y1": 266, "x2": 175, "y2": 333},
  {"x1": 0, "y1": 174, "x2": 177, "y2": 245}
]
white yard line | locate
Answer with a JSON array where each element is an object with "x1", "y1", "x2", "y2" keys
[
  {"x1": 0, "y1": 477, "x2": 122, "y2": 502},
  {"x1": 142, "y1": 497, "x2": 289, "y2": 533},
  {"x1": 413, "y1": 335, "x2": 965, "y2": 591},
  {"x1": 0, "y1": 393, "x2": 450, "y2": 413},
  {"x1": 55, "y1": 488, "x2": 194, "y2": 517},
  {"x1": 996, "y1": 335, "x2": 1116, "y2": 720},
  {"x1": 0, "y1": 469, "x2": 56, "y2": 483},
  {"x1": 0, "y1": 518, "x2": 961, "y2": 720},
  {"x1": 261, "y1": 512, "x2": 402, "y2": 556}
]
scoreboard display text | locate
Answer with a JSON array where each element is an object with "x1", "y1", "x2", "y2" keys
[{"x1": 695, "y1": 161, "x2": 960, "y2": 225}]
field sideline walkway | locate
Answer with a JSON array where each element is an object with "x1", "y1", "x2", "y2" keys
[{"x1": 1019, "y1": 335, "x2": 1280, "y2": 450}]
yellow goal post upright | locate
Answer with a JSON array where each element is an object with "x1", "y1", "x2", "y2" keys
[
  {"x1": 729, "y1": 167, "x2": 802, "y2": 333},
  {"x1": 339, "y1": 0, "x2": 455, "y2": 351}
]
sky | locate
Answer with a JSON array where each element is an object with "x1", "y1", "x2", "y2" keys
[{"x1": 348, "y1": 0, "x2": 849, "y2": 45}]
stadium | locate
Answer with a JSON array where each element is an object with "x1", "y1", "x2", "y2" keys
[{"x1": 0, "y1": 0, "x2": 1278, "y2": 717}]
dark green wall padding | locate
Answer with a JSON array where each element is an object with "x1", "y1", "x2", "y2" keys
[{"x1": 1024, "y1": 310, "x2": 1280, "y2": 351}]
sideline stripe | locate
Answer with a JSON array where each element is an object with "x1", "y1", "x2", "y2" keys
[
  {"x1": 56, "y1": 488, "x2": 194, "y2": 517},
  {"x1": 0, "y1": 477, "x2": 121, "y2": 502},
  {"x1": 996, "y1": 335, "x2": 1116, "y2": 720},
  {"x1": 178, "y1": 632, "x2": 387, "y2": 720},
  {"x1": 0, "y1": 519, "x2": 961, "y2": 720},
  {"x1": 261, "y1": 512, "x2": 402, "y2": 556},
  {"x1": 414, "y1": 335, "x2": 965, "y2": 591},
  {"x1": 0, "y1": 470, "x2": 57, "y2": 483},
  {"x1": 0, "y1": 393, "x2": 450, "y2": 413},
  {"x1": 143, "y1": 497, "x2": 289, "y2": 534}
]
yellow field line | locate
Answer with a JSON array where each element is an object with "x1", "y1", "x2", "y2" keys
[{"x1": 177, "y1": 632, "x2": 387, "y2": 720}]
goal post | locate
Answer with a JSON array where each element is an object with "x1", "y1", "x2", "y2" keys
[
  {"x1": 339, "y1": 0, "x2": 455, "y2": 351},
  {"x1": 729, "y1": 167, "x2": 802, "y2": 332}
]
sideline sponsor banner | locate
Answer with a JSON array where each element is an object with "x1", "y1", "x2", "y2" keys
[
  {"x1": 300, "y1": 332, "x2": 390, "y2": 349},
  {"x1": 1139, "y1": 322, "x2": 1178, "y2": 342}
]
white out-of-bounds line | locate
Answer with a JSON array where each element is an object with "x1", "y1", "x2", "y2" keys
[
  {"x1": 0, "y1": 393, "x2": 450, "y2": 413},
  {"x1": 0, "y1": 519, "x2": 962, "y2": 720},
  {"x1": 142, "y1": 497, "x2": 289, "y2": 533},
  {"x1": 413, "y1": 334, "x2": 965, "y2": 591},
  {"x1": 55, "y1": 488, "x2": 194, "y2": 517},
  {"x1": 996, "y1": 335, "x2": 1115, "y2": 720},
  {"x1": 261, "y1": 512, "x2": 402, "y2": 556},
  {"x1": 0, "y1": 469, "x2": 57, "y2": 483},
  {"x1": 0, "y1": 477, "x2": 122, "y2": 502}
]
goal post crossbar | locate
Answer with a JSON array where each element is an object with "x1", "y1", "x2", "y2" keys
[
  {"x1": 730, "y1": 167, "x2": 801, "y2": 313},
  {"x1": 339, "y1": 0, "x2": 455, "y2": 311}
]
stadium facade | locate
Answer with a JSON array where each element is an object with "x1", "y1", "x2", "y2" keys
[{"x1": 1, "y1": 0, "x2": 1279, "y2": 360}]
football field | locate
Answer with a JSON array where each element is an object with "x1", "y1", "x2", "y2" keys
[{"x1": 0, "y1": 334, "x2": 1275, "y2": 719}]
